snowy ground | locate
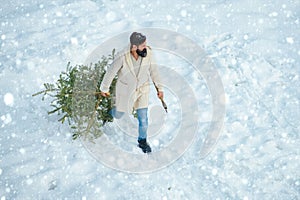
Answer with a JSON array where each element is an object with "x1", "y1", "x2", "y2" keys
[{"x1": 0, "y1": 0, "x2": 299, "y2": 199}]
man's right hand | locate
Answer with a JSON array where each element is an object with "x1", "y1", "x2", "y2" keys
[{"x1": 101, "y1": 92, "x2": 110, "y2": 97}]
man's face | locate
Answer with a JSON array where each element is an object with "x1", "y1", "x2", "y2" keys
[{"x1": 137, "y1": 41, "x2": 147, "y2": 50}]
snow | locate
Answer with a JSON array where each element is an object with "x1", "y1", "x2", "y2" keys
[
  {"x1": 1, "y1": 114, "x2": 12, "y2": 125},
  {"x1": 3, "y1": 93, "x2": 14, "y2": 107},
  {"x1": 0, "y1": 0, "x2": 299, "y2": 199},
  {"x1": 286, "y1": 37, "x2": 294, "y2": 44}
]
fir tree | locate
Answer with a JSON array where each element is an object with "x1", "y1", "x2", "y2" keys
[{"x1": 33, "y1": 49, "x2": 117, "y2": 140}]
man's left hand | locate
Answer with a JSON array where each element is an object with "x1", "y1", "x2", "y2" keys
[{"x1": 157, "y1": 91, "x2": 164, "y2": 99}]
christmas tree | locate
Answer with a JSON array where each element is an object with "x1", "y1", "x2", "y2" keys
[{"x1": 33, "y1": 49, "x2": 117, "y2": 140}]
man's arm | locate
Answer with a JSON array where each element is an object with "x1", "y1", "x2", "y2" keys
[
  {"x1": 149, "y1": 55, "x2": 164, "y2": 99},
  {"x1": 100, "y1": 52, "x2": 123, "y2": 96}
]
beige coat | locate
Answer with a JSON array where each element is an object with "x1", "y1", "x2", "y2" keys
[{"x1": 100, "y1": 46, "x2": 163, "y2": 113}]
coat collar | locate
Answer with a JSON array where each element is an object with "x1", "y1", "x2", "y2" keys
[
  {"x1": 124, "y1": 45, "x2": 136, "y2": 77},
  {"x1": 124, "y1": 45, "x2": 149, "y2": 78}
]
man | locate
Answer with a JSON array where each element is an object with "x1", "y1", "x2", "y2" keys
[{"x1": 100, "y1": 32, "x2": 164, "y2": 153}]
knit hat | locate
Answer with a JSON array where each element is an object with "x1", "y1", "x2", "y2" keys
[{"x1": 130, "y1": 32, "x2": 146, "y2": 46}]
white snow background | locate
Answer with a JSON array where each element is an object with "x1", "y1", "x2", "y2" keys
[{"x1": 0, "y1": 0, "x2": 299, "y2": 199}]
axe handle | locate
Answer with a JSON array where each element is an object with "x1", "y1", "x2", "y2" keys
[{"x1": 154, "y1": 83, "x2": 168, "y2": 113}]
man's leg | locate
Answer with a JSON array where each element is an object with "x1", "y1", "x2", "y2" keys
[
  {"x1": 109, "y1": 107, "x2": 124, "y2": 119},
  {"x1": 136, "y1": 108, "x2": 151, "y2": 153},
  {"x1": 136, "y1": 108, "x2": 148, "y2": 140}
]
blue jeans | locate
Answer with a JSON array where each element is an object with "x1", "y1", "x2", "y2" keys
[{"x1": 109, "y1": 108, "x2": 148, "y2": 140}]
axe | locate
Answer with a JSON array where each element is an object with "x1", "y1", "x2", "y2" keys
[{"x1": 154, "y1": 83, "x2": 168, "y2": 113}]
